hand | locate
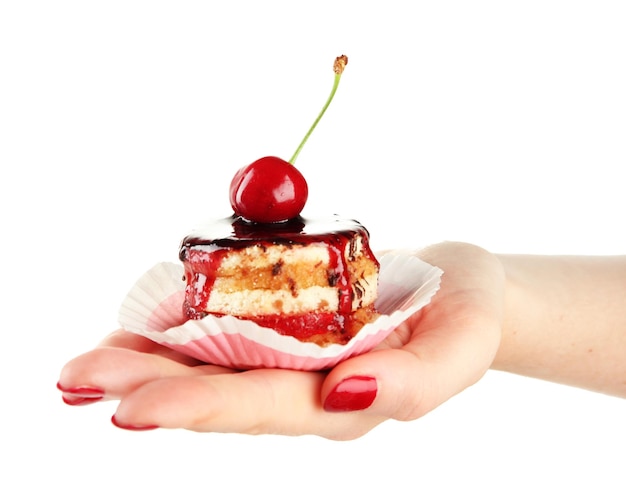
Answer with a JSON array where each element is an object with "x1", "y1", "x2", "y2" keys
[{"x1": 57, "y1": 242, "x2": 505, "y2": 440}]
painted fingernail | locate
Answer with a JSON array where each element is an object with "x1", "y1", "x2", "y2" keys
[
  {"x1": 62, "y1": 394, "x2": 104, "y2": 406},
  {"x1": 56, "y1": 382, "x2": 104, "y2": 397},
  {"x1": 57, "y1": 382, "x2": 105, "y2": 405},
  {"x1": 111, "y1": 415, "x2": 159, "y2": 431},
  {"x1": 323, "y1": 375, "x2": 377, "y2": 412}
]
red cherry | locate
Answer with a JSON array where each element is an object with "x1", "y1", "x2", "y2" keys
[
  {"x1": 227, "y1": 56, "x2": 348, "y2": 224},
  {"x1": 229, "y1": 156, "x2": 308, "y2": 223}
]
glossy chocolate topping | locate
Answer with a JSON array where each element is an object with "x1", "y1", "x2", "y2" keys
[{"x1": 179, "y1": 215, "x2": 372, "y2": 254}]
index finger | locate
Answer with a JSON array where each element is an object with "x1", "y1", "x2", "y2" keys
[{"x1": 97, "y1": 328, "x2": 204, "y2": 366}]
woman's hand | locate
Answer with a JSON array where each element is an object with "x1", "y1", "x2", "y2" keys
[{"x1": 58, "y1": 242, "x2": 506, "y2": 440}]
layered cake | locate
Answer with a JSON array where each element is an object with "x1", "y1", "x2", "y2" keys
[
  {"x1": 178, "y1": 55, "x2": 380, "y2": 347},
  {"x1": 179, "y1": 215, "x2": 379, "y2": 346}
]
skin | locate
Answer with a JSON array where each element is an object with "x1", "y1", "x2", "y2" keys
[
  {"x1": 494, "y1": 252, "x2": 626, "y2": 396},
  {"x1": 57, "y1": 242, "x2": 626, "y2": 440}
]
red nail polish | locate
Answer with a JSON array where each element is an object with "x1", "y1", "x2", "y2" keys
[
  {"x1": 62, "y1": 394, "x2": 104, "y2": 406},
  {"x1": 111, "y1": 415, "x2": 159, "y2": 431},
  {"x1": 57, "y1": 382, "x2": 104, "y2": 397},
  {"x1": 323, "y1": 375, "x2": 377, "y2": 412}
]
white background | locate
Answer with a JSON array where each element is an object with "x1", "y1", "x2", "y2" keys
[{"x1": 2, "y1": 1, "x2": 625, "y2": 496}]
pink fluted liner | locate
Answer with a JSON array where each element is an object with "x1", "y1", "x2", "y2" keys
[{"x1": 118, "y1": 250, "x2": 443, "y2": 371}]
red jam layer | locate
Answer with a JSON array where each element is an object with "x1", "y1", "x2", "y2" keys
[{"x1": 208, "y1": 311, "x2": 349, "y2": 344}]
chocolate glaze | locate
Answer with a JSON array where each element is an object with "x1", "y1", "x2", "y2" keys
[
  {"x1": 179, "y1": 215, "x2": 378, "y2": 342},
  {"x1": 179, "y1": 215, "x2": 372, "y2": 253}
]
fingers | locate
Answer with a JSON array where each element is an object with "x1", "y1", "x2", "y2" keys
[
  {"x1": 97, "y1": 329, "x2": 203, "y2": 366},
  {"x1": 60, "y1": 331, "x2": 385, "y2": 439},
  {"x1": 111, "y1": 368, "x2": 386, "y2": 440},
  {"x1": 58, "y1": 331, "x2": 234, "y2": 402},
  {"x1": 98, "y1": 328, "x2": 167, "y2": 350}
]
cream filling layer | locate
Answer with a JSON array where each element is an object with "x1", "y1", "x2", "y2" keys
[{"x1": 205, "y1": 273, "x2": 378, "y2": 316}]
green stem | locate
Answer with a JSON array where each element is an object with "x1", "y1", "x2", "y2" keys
[{"x1": 289, "y1": 72, "x2": 343, "y2": 165}]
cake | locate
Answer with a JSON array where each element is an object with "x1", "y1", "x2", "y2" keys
[
  {"x1": 179, "y1": 215, "x2": 379, "y2": 346},
  {"x1": 177, "y1": 55, "x2": 380, "y2": 347}
]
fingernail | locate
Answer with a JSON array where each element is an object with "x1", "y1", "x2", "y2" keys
[
  {"x1": 323, "y1": 375, "x2": 377, "y2": 412},
  {"x1": 111, "y1": 415, "x2": 159, "y2": 431},
  {"x1": 57, "y1": 382, "x2": 105, "y2": 405},
  {"x1": 56, "y1": 381, "x2": 104, "y2": 397},
  {"x1": 62, "y1": 393, "x2": 104, "y2": 406}
]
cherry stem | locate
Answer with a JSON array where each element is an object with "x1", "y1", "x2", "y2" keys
[{"x1": 289, "y1": 55, "x2": 348, "y2": 165}]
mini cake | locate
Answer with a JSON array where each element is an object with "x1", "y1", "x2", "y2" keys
[
  {"x1": 179, "y1": 215, "x2": 379, "y2": 346},
  {"x1": 179, "y1": 55, "x2": 380, "y2": 346}
]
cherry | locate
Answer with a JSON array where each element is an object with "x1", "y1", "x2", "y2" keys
[
  {"x1": 229, "y1": 156, "x2": 308, "y2": 223},
  {"x1": 229, "y1": 55, "x2": 348, "y2": 223}
]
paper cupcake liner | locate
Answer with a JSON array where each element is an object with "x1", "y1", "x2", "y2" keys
[{"x1": 118, "y1": 250, "x2": 443, "y2": 371}]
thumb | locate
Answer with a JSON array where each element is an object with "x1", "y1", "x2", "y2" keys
[
  {"x1": 321, "y1": 348, "x2": 438, "y2": 420},
  {"x1": 321, "y1": 317, "x2": 500, "y2": 420},
  {"x1": 321, "y1": 242, "x2": 505, "y2": 420}
]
